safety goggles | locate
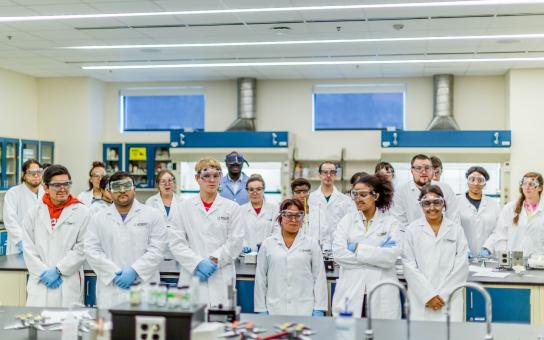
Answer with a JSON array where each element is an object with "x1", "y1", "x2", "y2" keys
[
  {"x1": 25, "y1": 169, "x2": 43, "y2": 177},
  {"x1": 520, "y1": 178, "x2": 540, "y2": 189},
  {"x1": 225, "y1": 155, "x2": 245, "y2": 166},
  {"x1": 378, "y1": 167, "x2": 394, "y2": 175},
  {"x1": 419, "y1": 198, "x2": 445, "y2": 209},
  {"x1": 48, "y1": 181, "x2": 72, "y2": 190},
  {"x1": 280, "y1": 210, "x2": 305, "y2": 221},
  {"x1": 91, "y1": 172, "x2": 105, "y2": 179},
  {"x1": 293, "y1": 189, "x2": 309, "y2": 195},
  {"x1": 198, "y1": 169, "x2": 222, "y2": 182},
  {"x1": 412, "y1": 165, "x2": 432, "y2": 173},
  {"x1": 109, "y1": 179, "x2": 134, "y2": 193},
  {"x1": 468, "y1": 175, "x2": 486, "y2": 185},
  {"x1": 350, "y1": 189, "x2": 375, "y2": 200},
  {"x1": 159, "y1": 177, "x2": 175, "y2": 185},
  {"x1": 320, "y1": 169, "x2": 337, "y2": 176},
  {"x1": 247, "y1": 187, "x2": 264, "y2": 193}
]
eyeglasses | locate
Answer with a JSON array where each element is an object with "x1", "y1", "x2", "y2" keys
[
  {"x1": 293, "y1": 189, "x2": 309, "y2": 195},
  {"x1": 226, "y1": 155, "x2": 245, "y2": 165},
  {"x1": 48, "y1": 181, "x2": 72, "y2": 190},
  {"x1": 159, "y1": 178, "x2": 175, "y2": 185},
  {"x1": 412, "y1": 165, "x2": 432, "y2": 173},
  {"x1": 91, "y1": 172, "x2": 105, "y2": 179},
  {"x1": 25, "y1": 169, "x2": 43, "y2": 177},
  {"x1": 419, "y1": 198, "x2": 445, "y2": 209},
  {"x1": 468, "y1": 176, "x2": 486, "y2": 185},
  {"x1": 521, "y1": 178, "x2": 540, "y2": 189},
  {"x1": 320, "y1": 170, "x2": 337, "y2": 176},
  {"x1": 350, "y1": 189, "x2": 375, "y2": 200},
  {"x1": 109, "y1": 179, "x2": 134, "y2": 193},
  {"x1": 199, "y1": 172, "x2": 222, "y2": 182},
  {"x1": 280, "y1": 210, "x2": 305, "y2": 221},
  {"x1": 248, "y1": 187, "x2": 264, "y2": 193}
]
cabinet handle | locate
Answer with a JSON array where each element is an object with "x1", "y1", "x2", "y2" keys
[
  {"x1": 86, "y1": 282, "x2": 89, "y2": 296},
  {"x1": 470, "y1": 291, "x2": 473, "y2": 309}
]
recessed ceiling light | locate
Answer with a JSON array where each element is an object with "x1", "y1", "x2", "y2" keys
[
  {"x1": 81, "y1": 56, "x2": 544, "y2": 70},
  {"x1": 63, "y1": 33, "x2": 544, "y2": 50},
  {"x1": 1, "y1": 1, "x2": 544, "y2": 22}
]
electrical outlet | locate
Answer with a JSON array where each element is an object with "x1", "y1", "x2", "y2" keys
[{"x1": 135, "y1": 316, "x2": 165, "y2": 340}]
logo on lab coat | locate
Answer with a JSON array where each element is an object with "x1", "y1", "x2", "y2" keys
[{"x1": 217, "y1": 216, "x2": 230, "y2": 221}]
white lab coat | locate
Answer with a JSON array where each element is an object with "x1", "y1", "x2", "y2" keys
[
  {"x1": 89, "y1": 199, "x2": 111, "y2": 215},
  {"x1": 391, "y1": 180, "x2": 459, "y2": 227},
  {"x1": 402, "y1": 217, "x2": 469, "y2": 322},
  {"x1": 22, "y1": 201, "x2": 89, "y2": 307},
  {"x1": 254, "y1": 231, "x2": 328, "y2": 316},
  {"x1": 302, "y1": 203, "x2": 334, "y2": 249},
  {"x1": 85, "y1": 200, "x2": 167, "y2": 309},
  {"x1": 168, "y1": 195, "x2": 245, "y2": 307},
  {"x1": 145, "y1": 192, "x2": 183, "y2": 223},
  {"x1": 241, "y1": 201, "x2": 279, "y2": 251},
  {"x1": 308, "y1": 186, "x2": 356, "y2": 227},
  {"x1": 488, "y1": 199, "x2": 544, "y2": 256},
  {"x1": 3, "y1": 183, "x2": 44, "y2": 255},
  {"x1": 77, "y1": 190, "x2": 95, "y2": 207},
  {"x1": 457, "y1": 194, "x2": 501, "y2": 255},
  {"x1": 332, "y1": 210, "x2": 403, "y2": 319}
]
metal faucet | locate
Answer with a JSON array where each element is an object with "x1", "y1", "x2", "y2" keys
[
  {"x1": 446, "y1": 282, "x2": 492, "y2": 340},
  {"x1": 365, "y1": 280, "x2": 410, "y2": 340}
]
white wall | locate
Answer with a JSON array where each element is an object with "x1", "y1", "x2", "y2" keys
[{"x1": 0, "y1": 68, "x2": 38, "y2": 139}]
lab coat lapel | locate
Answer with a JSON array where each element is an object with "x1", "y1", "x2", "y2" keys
[
  {"x1": 435, "y1": 219, "x2": 453, "y2": 242},
  {"x1": 207, "y1": 196, "x2": 222, "y2": 216},
  {"x1": 287, "y1": 231, "x2": 305, "y2": 253},
  {"x1": 123, "y1": 200, "x2": 142, "y2": 224},
  {"x1": 55, "y1": 204, "x2": 77, "y2": 230},
  {"x1": 363, "y1": 211, "x2": 384, "y2": 238}
]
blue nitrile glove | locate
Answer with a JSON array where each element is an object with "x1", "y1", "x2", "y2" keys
[
  {"x1": 258, "y1": 311, "x2": 269, "y2": 315},
  {"x1": 312, "y1": 310, "x2": 325, "y2": 317},
  {"x1": 194, "y1": 259, "x2": 218, "y2": 280},
  {"x1": 48, "y1": 277, "x2": 63, "y2": 289},
  {"x1": 40, "y1": 267, "x2": 61, "y2": 287},
  {"x1": 242, "y1": 246, "x2": 252, "y2": 254},
  {"x1": 381, "y1": 236, "x2": 397, "y2": 248},
  {"x1": 479, "y1": 248, "x2": 491, "y2": 258},
  {"x1": 347, "y1": 242, "x2": 357, "y2": 253},
  {"x1": 113, "y1": 267, "x2": 137, "y2": 289},
  {"x1": 17, "y1": 241, "x2": 23, "y2": 255},
  {"x1": 194, "y1": 270, "x2": 208, "y2": 282}
]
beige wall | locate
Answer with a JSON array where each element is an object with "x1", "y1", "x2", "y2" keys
[{"x1": 0, "y1": 68, "x2": 38, "y2": 139}]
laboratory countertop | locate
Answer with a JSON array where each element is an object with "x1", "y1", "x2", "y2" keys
[{"x1": 1, "y1": 255, "x2": 544, "y2": 285}]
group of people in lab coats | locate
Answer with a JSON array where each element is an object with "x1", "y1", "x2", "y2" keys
[{"x1": 3, "y1": 152, "x2": 544, "y2": 323}]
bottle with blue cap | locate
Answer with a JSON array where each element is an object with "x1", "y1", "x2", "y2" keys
[{"x1": 336, "y1": 298, "x2": 356, "y2": 340}]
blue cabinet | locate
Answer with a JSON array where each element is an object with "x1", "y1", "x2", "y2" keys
[
  {"x1": 170, "y1": 131, "x2": 289, "y2": 148},
  {"x1": 20, "y1": 139, "x2": 39, "y2": 164},
  {"x1": 466, "y1": 287, "x2": 530, "y2": 324},
  {"x1": 381, "y1": 130, "x2": 511, "y2": 148},
  {"x1": 0, "y1": 230, "x2": 7, "y2": 256},
  {"x1": 39, "y1": 141, "x2": 54, "y2": 165},
  {"x1": 125, "y1": 144, "x2": 173, "y2": 188},
  {"x1": 236, "y1": 279, "x2": 255, "y2": 313},
  {"x1": 1, "y1": 138, "x2": 19, "y2": 189},
  {"x1": 103, "y1": 144, "x2": 122, "y2": 175},
  {"x1": 84, "y1": 276, "x2": 97, "y2": 307}
]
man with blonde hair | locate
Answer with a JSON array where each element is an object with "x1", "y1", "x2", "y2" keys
[{"x1": 169, "y1": 158, "x2": 245, "y2": 307}]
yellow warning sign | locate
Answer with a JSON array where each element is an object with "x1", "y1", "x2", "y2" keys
[{"x1": 129, "y1": 147, "x2": 147, "y2": 161}]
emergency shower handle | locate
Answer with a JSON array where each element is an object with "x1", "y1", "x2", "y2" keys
[
  {"x1": 365, "y1": 280, "x2": 410, "y2": 340},
  {"x1": 446, "y1": 282, "x2": 492, "y2": 340}
]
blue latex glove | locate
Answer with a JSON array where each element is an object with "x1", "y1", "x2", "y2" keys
[
  {"x1": 40, "y1": 267, "x2": 61, "y2": 287},
  {"x1": 194, "y1": 259, "x2": 218, "y2": 280},
  {"x1": 48, "y1": 277, "x2": 63, "y2": 289},
  {"x1": 258, "y1": 311, "x2": 269, "y2": 315},
  {"x1": 312, "y1": 310, "x2": 325, "y2": 317},
  {"x1": 242, "y1": 246, "x2": 252, "y2": 254},
  {"x1": 347, "y1": 242, "x2": 357, "y2": 253},
  {"x1": 17, "y1": 241, "x2": 23, "y2": 255},
  {"x1": 194, "y1": 270, "x2": 208, "y2": 282},
  {"x1": 113, "y1": 267, "x2": 137, "y2": 289},
  {"x1": 479, "y1": 248, "x2": 491, "y2": 257},
  {"x1": 381, "y1": 236, "x2": 397, "y2": 248}
]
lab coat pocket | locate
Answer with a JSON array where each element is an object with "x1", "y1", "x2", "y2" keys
[
  {"x1": 439, "y1": 238, "x2": 457, "y2": 270},
  {"x1": 131, "y1": 225, "x2": 150, "y2": 254}
]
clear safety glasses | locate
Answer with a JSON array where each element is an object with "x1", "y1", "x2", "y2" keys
[
  {"x1": 468, "y1": 176, "x2": 486, "y2": 185},
  {"x1": 91, "y1": 172, "x2": 105, "y2": 179},
  {"x1": 248, "y1": 187, "x2": 264, "y2": 194},
  {"x1": 412, "y1": 165, "x2": 432, "y2": 173},
  {"x1": 25, "y1": 169, "x2": 43, "y2": 177},
  {"x1": 350, "y1": 189, "x2": 375, "y2": 201},
  {"x1": 48, "y1": 181, "x2": 72, "y2": 190},
  {"x1": 320, "y1": 169, "x2": 337, "y2": 176},
  {"x1": 280, "y1": 210, "x2": 305, "y2": 221},
  {"x1": 419, "y1": 198, "x2": 445, "y2": 209},
  {"x1": 159, "y1": 178, "x2": 175, "y2": 185},
  {"x1": 109, "y1": 179, "x2": 134, "y2": 193},
  {"x1": 225, "y1": 155, "x2": 245, "y2": 165},
  {"x1": 199, "y1": 169, "x2": 222, "y2": 182},
  {"x1": 520, "y1": 178, "x2": 540, "y2": 189}
]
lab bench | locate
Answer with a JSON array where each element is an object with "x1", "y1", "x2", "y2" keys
[{"x1": 0, "y1": 255, "x2": 543, "y2": 325}]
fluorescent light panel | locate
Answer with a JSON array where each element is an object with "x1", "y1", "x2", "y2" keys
[
  {"x1": 82, "y1": 56, "x2": 544, "y2": 70},
  {"x1": 64, "y1": 33, "x2": 544, "y2": 50},
  {"x1": 1, "y1": 0, "x2": 544, "y2": 22}
]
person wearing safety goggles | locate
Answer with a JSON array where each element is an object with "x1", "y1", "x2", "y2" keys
[
  {"x1": 89, "y1": 175, "x2": 113, "y2": 214},
  {"x1": 374, "y1": 162, "x2": 395, "y2": 183},
  {"x1": 77, "y1": 161, "x2": 107, "y2": 207},
  {"x1": 85, "y1": 171, "x2": 167, "y2": 309},
  {"x1": 240, "y1": 174, "x2": 279, "y2": 254},
  {"x1": 3, "y1": 159, "x2": 45, "y2": 255},
  {"x1": 291, "y1": 178, "x2": 333, "y2": 249},
  {"x1": 21, "y1": 164, "x2": 89, "y2": 307},
  {"x1": 220, "y1": 151, "x2": 250, "y2": 205},
  {"x1": 391, "y1": 154, "x2": 459, "y2": 228},
  {"x1": 403, "y1": 184, "x2": 468, "y2": 322},
  {"x1": 169, "y1": 158, "x2": 245, "y2": 307},
  {"x1": 254, "y1": 198, "x2": 327, "y2": 317},
  {"x1": 430, "y1": 156, "x2": 443, "y2": 182},
  {"x1": 332, "y1": 174, "x2": 402, "y2": 319},
  {"x1": 456, "y1": 166, "x2": 501, "y2": 259},
  {"x1": 145, "y1": 169, "x2": 183, "y2": 221},
  {"x1": 308, "y1": 161, "x2": 356, "y2": 230},
  {"x1": 489, "y1": 172, "x2": 544, "y2": 257}
]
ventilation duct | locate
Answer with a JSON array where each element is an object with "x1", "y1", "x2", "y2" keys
[
  {"x1": 426, "y1": 74, "x2": 460, "y2": 130},
  {"x1": 227, "y1": 78, "x2": 257, "y2": 131}
]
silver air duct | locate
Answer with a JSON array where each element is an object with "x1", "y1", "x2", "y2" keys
[
  {"x1": 426, "y1": 74, "x2": 460, "y2": 130},
  {"x1": 226, "y1": 78, "x2": 256, "y2": 131}
]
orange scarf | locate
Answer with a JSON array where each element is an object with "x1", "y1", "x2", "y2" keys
[{"x1": 42, "y1": 194, "x2": 81, "y2": 229}]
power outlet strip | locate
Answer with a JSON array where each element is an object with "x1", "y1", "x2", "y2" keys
[{"x1": 135, "y1": 316, "x2": 166, "y2": 340}]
